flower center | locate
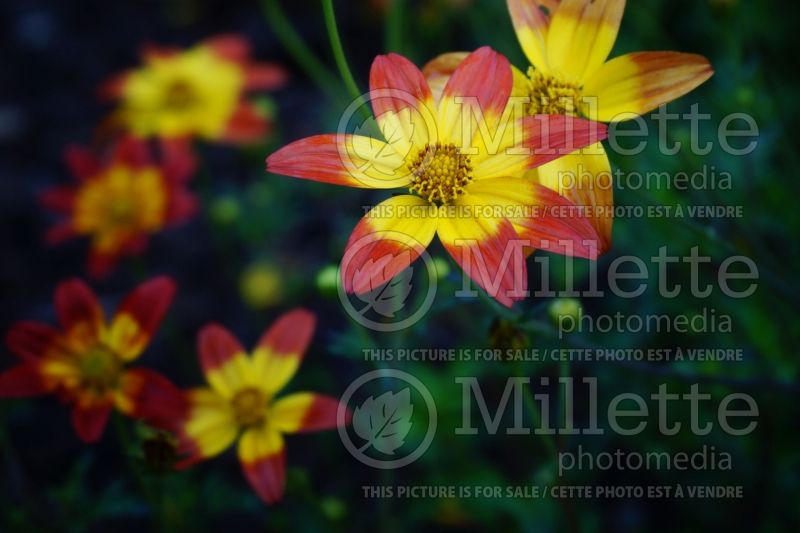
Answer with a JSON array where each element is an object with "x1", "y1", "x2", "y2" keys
[
  {"x1": 527, "y1": 68, "x2": 583, "y2": 116},
  {"x1": 78, "y1": 344, "x2": 122, "y2": 393},
  {"x1": 408, "y1": 143, "x2": 472, "y2": 205},
  {"x1": 164, "y1": 80, "x2": 197, "y2": 110},
  {"x1": 231, "y1": 388, "x2": 267, "y2": 427}
]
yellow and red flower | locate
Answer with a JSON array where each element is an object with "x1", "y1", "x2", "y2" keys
[
  {"x1": 0, "y1": 277, "x2": 183, "y2": 443},
  {"x1": 424, "y1": 0, "x2": 714, "y2": 250},
  {"x1": 267, "y1": 47, "x2": 608, "y2": 307},
  {"x1": 102, "y1": 34, "x2": 287, "y2": 143},
  {"x1": 40, "y1": 137, "x2": 197, "y2": 277},
  {"x1": 176, "y1": 309, "x2": 347, "y2": 504}
]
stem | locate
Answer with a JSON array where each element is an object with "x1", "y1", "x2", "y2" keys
[
  {"x1": 385, "y1": 0, "x2": 404, "y2": 53},
  {"x1": 514, "y1": 361, "x2": 558, "y2": 461},
  {"x1": 259, "y1": 0, "x2": 339, "y2": 98},
  {"x1": 321, "y1": 0, "x2": 363, "y2": 106}
]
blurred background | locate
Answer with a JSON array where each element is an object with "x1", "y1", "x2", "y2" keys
[{"x1": 1, "y1": 0, "x2": 799, "y2": 531}]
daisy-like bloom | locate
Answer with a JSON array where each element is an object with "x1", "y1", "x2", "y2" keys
[
  {"x1": 40, "y1": 137, "x2": 197, "y2": 277},
  {"x1": 176, "y1": 310, "x2": 346, "y2": 504},
  {"x1": 0, "y1": 277, "x2": 184, "y2": 443},
  {"x1": 102, "y1": 34, "x2": 287, "y2": 143},
  {"x1": 424, "y1": 0, "x2": 714, "y2": 250},
  {"x1": 267, "y1": 47, "x2": 608, "y2": 307}
]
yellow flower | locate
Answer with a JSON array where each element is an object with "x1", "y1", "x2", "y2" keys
[
  {"x1": 175, "y1": 310, "x2": 348, "y2": 504},
  {"x1": 103, "y1": 35, "x2": 287, "y2": 143},
  {"x1": 424, "y1": 0, "x2": 714, "y2": 250}
]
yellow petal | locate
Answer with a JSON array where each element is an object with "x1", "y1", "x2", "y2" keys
[
  {"x1": 507, "y1": 0, "x2": 553, "y2": 72},
  {"x1": 583, "y1": 52, "x2": 714, "y2": 122},
  {"x1": 546, "y1": 0, "x2": 625, "y2": 83}
]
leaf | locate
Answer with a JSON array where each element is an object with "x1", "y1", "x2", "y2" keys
[
  {"x1": 354, "y1": 263, "x2": 414, "y2": 318},
  {"x1": 352, "y1": 389, "x2": 414, "y2": 456}
]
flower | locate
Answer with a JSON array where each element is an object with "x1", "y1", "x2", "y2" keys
[
  {"x1": 0, "y1": 277, "x2": 184, "y2": 443},
  {"x1": 176, "y1": 309, "x2": 347, "y2": 504},
  {"x1": 267, "y1": 47, "x2": 607, "y2": 307},
  {"x1": 102, "y1": 34, "x2": 287, "y2": 143},
  {"x1": 423, "y1": 0, "x2": 714, "y2": 250},
  {"x1": 40, "y1": 137, "x2": 197, "y2": 277}
]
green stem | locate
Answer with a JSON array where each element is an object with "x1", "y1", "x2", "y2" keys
[
  {"x1": 321, "y1": 0, "x2": 363, "y2": 106},
  {"x1": 385, "y1": 0, "x2": 404, "y2": 53},
  {"x1": 259, "y1": 0, "x2": 339, "y2": 99}
]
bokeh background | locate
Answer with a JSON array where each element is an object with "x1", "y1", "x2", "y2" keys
[{"x1": 1, "y1": 0, "x2": 799, "y2": 531}]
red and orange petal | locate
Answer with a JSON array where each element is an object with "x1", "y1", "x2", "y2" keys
[
  {"x1": 5, "y1": 321, "x2": 60, "y2": 362},
  {"x1": 54, "y1": 278, "x2": 105, "y2": 341},
  {"x1": 107, "y1": 276, "x2": 176, "y2": 361},
  {"x1": 250, "y1": 309, "x2": 316, "y2": 395},
  {"x1": 438, "y1": 209, "x2": 528, "y2": 308},
  {"x1": 197, "y1": 323, "x2": 251, "y2": 398},
  {"x1": 238, "y1": 425, "x2": 287, "y2": 504},
  {"x1": 175, "y1": 388, "x2": 239, "y2": 468},
  {"x1": 270, "y1": 393, "x2": 348, "y2": 434},
  {"x1": 438, "y1": 47, "x2": 513, "y2": 144},
  {"x1": 221, "y1": 102, "x2": 271, "y2": 144},
  {"x1": 72, "y1": 401, "x2": 113, "y2": 443},
  {"x1": 0, "y1": 363, "x2": 49, "y2": 398},
  {"x1": 583, "y1": 52, "x2": 714, "y2": 121},
  {"x1": 266, "y1": 134, "x2": 407, "y2": 189},
  {"x1": 341, "y1": 195, "x2": 437, "y2": 295},
  {"x1": 116, "y1": 368, "x2": 186, "y2": 431}
]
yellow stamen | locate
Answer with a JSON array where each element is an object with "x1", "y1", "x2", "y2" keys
[
  {"x1": 527, "y1": 68, "x2": 582, "y2": 116},
  {"x1": 231, "y1": 388, "x2": 268, "y2": 427},
  {"x1": 408, "y1": 143, "x2": 472, "y2": 205}
]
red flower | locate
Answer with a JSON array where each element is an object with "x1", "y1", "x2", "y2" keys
[
  {"x1": 0, "y1": 277, "x2": 185, "y2": 443},
  {"x1": 40, "y1": 137, "x2": 197, "y2": 278}
]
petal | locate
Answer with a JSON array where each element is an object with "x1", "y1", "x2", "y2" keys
[
  {"x1": 438, "y1": 196, "x2": 528, "y2": 308},
  {"x1": 583, "y1": 52, "x2": 714, "y2": 122},
  {"x1": 63, "y1": 145, "x2": 99, "y2": 181},
  {"x1": 54, "y1": 278, "x2": 104, "y2": 335},
  {"x1": 222, "y1": 102, "x2": 269, "y2": 144},
  {"x1": 266, "y1": 134, "x2": 410, "y2": 189},
  {"x1": 421, "y1": 51, "x2": 469, "y2": 104},
  {"x1": 176, "y1": 388, "x2": 239, "y2": 467},
  {"x1": 112, "y1": 137, "x2": 151, "y2": 168},
  {"x1": 546, "y1": 0, "x2": 625, "y2": 83},
  {"x1": 0, "y1": 363, "x2": 49, "y2": 398},
  {"x1": 369, "y1": 53, "x2": 437, "y2": 155},
  {"x1": 5, "y1": 321, "x2": 60, "y2": 362},
  {"x1": 160, "y1": 138, "x2": 197, "y2": 184},
  {"x1": 531, "y1": 143, "x2": 613, "y2": 251},
  {"x1": 468, "y1": 177, "x2": 601, "y2": 259},
  {"x1": 238, "y1": 425, "x2": 286, "y2": 504},
  {"x1": 72, "y1": 402, "x2": 112, "y2": 443},
  {"x1": 270, "y1": 393, "x2": 348, "y2": 434},
  {"x1": 116, "y1": 368, "x2": 187, "y2": 431},
  {"x1": 341, "y1": 195, "x2": 437, "y2": 295},
  {"x1": 39, "y1": 187, "x2": 75, "y2": 214},
  {"x1": 205, "y1": 34, "x2": 250, "y2": 63},
  {"x1": 107, "y1": 276, "x2": 176, "y2": 361},
  {"x1": 45, "y1": 223, "x2": 77, "y2": 246},
  {"x1": 250, "y1": 309, "x2": 316, "y2": 395},
  {"x1": 86, "y1": 251, "x2": 119, "y2": 280},
  {"x1": 507, "y1": 0, "x2": 553, "y2": 72},
  {"x1": 245, "y1": 63, "x2": 288, "y2": 91},
  {"x1": 197, "y1": 324, "x2": 251, "y2": 399},
  {"x1": 473, "y1": 115, "x2": 607, "y2": 179},
  {"x1": 438, "y1": 47, "x2": 513, "y2": 146}
]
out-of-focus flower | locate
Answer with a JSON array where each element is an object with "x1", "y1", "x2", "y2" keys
[
  {"x1": 102, "y1": 34, "x2": 287, "y2": 144},
  {"x1": 0, "y1": 277, "x2": 184, "y2": 443},
  {"x1": 239, "y1": 261, "x2": 283, "y2": 309},
  {"x1": 489, "y1": 318, "x2": 531, "y2": 351},
  {"x1": 547, "y1": 296, "x2": 583, "y2": 326},
  {"x1": 423, "y1": 0, "x2": 714, "y2": 250},
  {"x1": 176, "y1": 310, "x2": 348, "y2": 504},
  {"x1": 315, "y1": 264, "x2": 340, "y2": 297},
  {"x1": 40, "y1": 137, "x2": 197, "y2": 278},
  {"x1": 267, "y1": 47, "x2": 607, "y2": 308}
]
